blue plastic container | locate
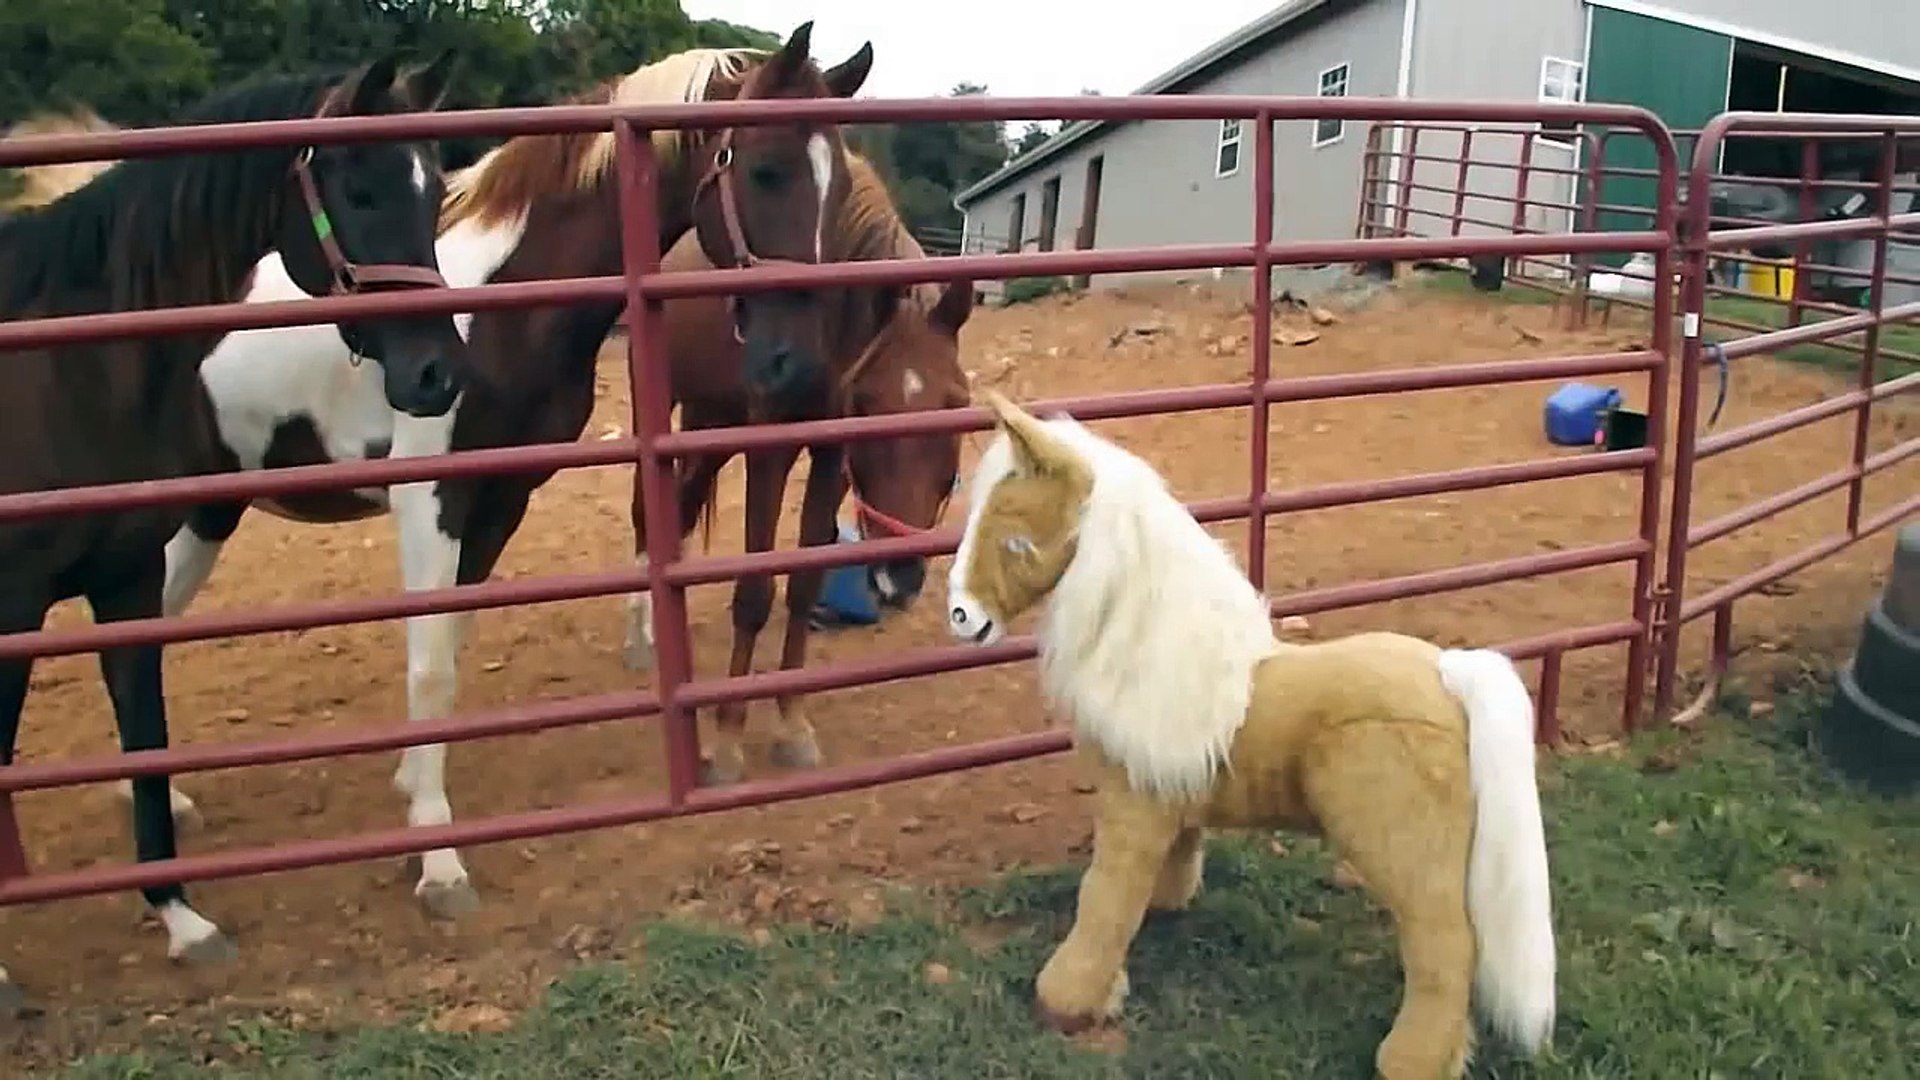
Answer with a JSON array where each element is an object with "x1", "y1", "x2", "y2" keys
[
  {"x1": 1544, "y1": 383, "x2": 1623, "y2": 447},
  {"x1": 810, "y1": 519, "x2": 881, "y2": 627}
]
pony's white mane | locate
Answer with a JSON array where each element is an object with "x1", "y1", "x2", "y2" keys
[{"x1": 976, "y1": 417, "x2": 1281, "y2": 799}]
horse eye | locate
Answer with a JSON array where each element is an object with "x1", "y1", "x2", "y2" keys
[
  {"x1": 1002, "y1": 536, "x2": 1036, "y2": 558},
  {"x1": 749, "y1": 165, "x2": 786, "y2": 192}
]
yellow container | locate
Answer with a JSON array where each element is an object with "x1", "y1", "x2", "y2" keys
[{"x1": 1747, "y1": 259, "x2": 1795, "y2": 299}]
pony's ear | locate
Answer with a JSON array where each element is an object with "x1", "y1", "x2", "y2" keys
[
  {"x1": 398, "y1": 49, "x2": 459, "y2": 112},
  {"x1": 871, "y1": 283, "x2": 907, "y2": 328},
  {"x1": 822, "y1": 42, "x2": 875, "y2": 99},
  {"x1": 768, "y1": 20, "x2": 816, "y2": 79},
  {"x1": 986, "y1": 391, "x2": 1075, "y2": 475},
  {"x1": 932, "y1": 278, "x2": 974, "y2": 333}
]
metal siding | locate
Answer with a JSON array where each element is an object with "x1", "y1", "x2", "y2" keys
[
  {"x1": 1600, "y1": 0, "x2": 1920, "y2": 76},
  {"x1": 1587, "y1": 5, "x2": 1732, "y2": 265},
  {"x1": 972, "y1": 0, "x2": 1408, "y2": 290},
  {"x1": 1393, "y1": 0, "x2": 1590, "y2": 255}
]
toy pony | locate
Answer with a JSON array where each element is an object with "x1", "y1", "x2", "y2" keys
[{"x1": 944, "y1": 391, "x2": 1557, "y2": 1078}]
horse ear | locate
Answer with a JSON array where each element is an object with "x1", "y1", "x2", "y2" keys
[
  {"x1": 324, "y1": 55, "x2": 401, "y2": 117},
  {"x1": 769, "y1": 21, "x2": 816, "y2": 77},
  {"x1": 932, "y1": 278, "x2": 974, "y2": 332},
  {"x1": 871, "y1": 283, "x2": 906, "y2": 328},
  {"x1": 399, "y1": 49, "x2": 459, "y2": 112},
  {"x1": 822, "y1": 42, "x2": 875, "y2": 99}
]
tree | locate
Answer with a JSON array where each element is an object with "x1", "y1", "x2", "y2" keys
[
  {"x1": 0, "y1": 0, "x2": 211, "y2": 126},
  {"x1": 1012, "y1": 122, "x2": 1054, "y2": 157}
]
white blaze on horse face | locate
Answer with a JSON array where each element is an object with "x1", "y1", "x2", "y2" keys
[
  {"x1": 806, "y1": 132, "x2": 834, "y2": 262},
  {"x1": 902, "y1": 368, "x2": 924, "y2": 400},
  {"x1": 410, "y1": 151, "x2": 429, "y2": 195}
]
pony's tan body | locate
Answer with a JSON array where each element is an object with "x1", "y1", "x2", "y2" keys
[
  {"x1": 1048, "y1": 632, "x2": 1479, "y2": 1078},
  {"x1": 944, "y1": 394, "x2": 1555, "y2": 1079}
]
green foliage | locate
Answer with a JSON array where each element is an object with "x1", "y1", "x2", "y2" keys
[
  {"x1": 1003, "y1": 275, "x2": 1071, "y2": 304},
  {"x1": 59, "y1": 685, "x2": 1920, "y2": 1078},
  {"x1": 851, "y1": 82, "x2": 1013, "y2": 240}
]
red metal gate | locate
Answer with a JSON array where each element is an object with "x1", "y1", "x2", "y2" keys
[{"x1": 0, "y1": 93, "x2": 1678, "y2": 912}]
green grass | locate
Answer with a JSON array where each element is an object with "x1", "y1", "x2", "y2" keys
[{"x1": 64, "y1": 686, "x2": 1920, "y2": 1079}]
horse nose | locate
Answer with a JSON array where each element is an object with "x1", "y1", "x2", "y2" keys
[{"x1": 402, "y1": 355, "x2": 459, "y2": 417}]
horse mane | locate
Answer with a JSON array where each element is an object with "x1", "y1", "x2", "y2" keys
[
  {"x1": 1, "y1": 107, "x2": 119, "y2": 210},
  {"x1": 998, "y1": 416, "x2": 1280, "y2": 799},
  {"x1": 440, "y1": 47, "x2": 764, "y2": 231},
  {"x1": 0, "y1": 66, "x2": 359, "y2": 316}
]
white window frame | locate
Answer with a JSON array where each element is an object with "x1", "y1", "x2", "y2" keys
[
  {"x1": 1215, "y1": 118, "x2": 1243, "y2": 178},
  {"x1": 1537, "y1": 55, "x2": 1586, "y2": 146},
  {"x1": 1313, "y1": 62, "x2": 1349, "y2": 148}
]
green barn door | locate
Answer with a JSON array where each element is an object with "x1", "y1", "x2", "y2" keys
[{"x1": 1586, "y1": 6, "x2": 1733, "y2": 265}]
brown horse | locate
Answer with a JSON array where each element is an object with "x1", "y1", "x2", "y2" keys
[
  {"x1": 110, "y1": 31, "x2": 878, "y2": 922},
  {"x1": 625, "y1": 151, "x2": 975, "y2": 786}
]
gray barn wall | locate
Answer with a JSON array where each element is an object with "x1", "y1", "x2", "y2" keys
[
  {"x1": 1378, "y1": 0, "x2": 1587, "y2": 273},
  {"x1": 962, "y1": 0, "x2": 1409, "y2": 288}
]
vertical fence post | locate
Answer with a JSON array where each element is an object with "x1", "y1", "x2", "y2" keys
[
  {"x1": 1450, "y1": 128, "x2": 1474, "y2": 237},
  {"x1": 1788, "y1": 140, "x2": 1819, "y2": 328},
  {"x1": 1572, "y1": 132, "x2": 1608, "y2": 329},
  {"x1": 1511, "y1": 131, "x2": 1538, "y2": 282},
  {"x1": 1847, "y1": 131, "x2": 1898, "y2": 535},
  {"x1": 614, "y1": 119, "x2": 702, "y2": 803},
  {"x1": 1393, "y1": 127, "x2": 1420, "y2": 239},
  {"x1": 1356, "y1": 124, "x2": 1381, "y2": 240},
  {"x1": 1247, "y1": 111, "x2": 1276, "y2": 593},
  {"x1": 1653, "y1": 122, "x2": 1715, "y2": 724}
]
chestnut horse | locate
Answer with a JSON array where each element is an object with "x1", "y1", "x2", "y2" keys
[
  {"x1": 625, "y1": 151, "x2": 975, "y2": 786},
  {"x1": 18, "y1": 28, "x2": 876, "y2": 924}
]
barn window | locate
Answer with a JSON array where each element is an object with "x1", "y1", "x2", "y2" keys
[
  {"x1": 1216, "y1": 118, "x2": 1243, "y2": 177},
  {"x1": 1314, "y1": 63, "x2": 1349, "y2": 147},
  {"x1": 1538, "y1": 56, "x2": 1585, "y2": 142}
]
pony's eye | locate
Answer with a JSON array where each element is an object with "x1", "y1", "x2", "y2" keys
[
  {"x1": 749, "y1": 165, "x2": 786, "y2": 191},
  {"x1": 1002, "y1": 536, "x2": 1036, "y2": 558}
]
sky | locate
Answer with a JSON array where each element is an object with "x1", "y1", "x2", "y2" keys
[{"x1": 680, "y1": 0, "x2": 1283, "y2": 102}]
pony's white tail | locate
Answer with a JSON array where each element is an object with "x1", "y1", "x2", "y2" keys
[{"x1": 1436, "y1": 648, "x2": 1556, "y2": 1055}]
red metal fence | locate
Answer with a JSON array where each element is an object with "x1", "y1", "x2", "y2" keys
[
  {"x1": 0, "y1": 91, "x2": 1896, "y2": 919},
  {"x1": 1362, "y1": 111, "x2": 1920, "y2": 723}
]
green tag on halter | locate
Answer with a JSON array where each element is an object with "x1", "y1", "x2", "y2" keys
[{"x1": 312, "y1": 210, "x2": 334, "y2": 241}]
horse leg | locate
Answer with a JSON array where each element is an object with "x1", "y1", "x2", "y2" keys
[
  {"x1": 108, "y1": 501, "x2": 251, "y2": 829},
  {"x1": 703, "y1": 446, "x2": 799, "y2": 787},
  {"x1": 387, "y1": 412, "x2": 478, "y2": 919},
  {"x1": 1147, "y1": 826, "x2": 1208, "y2": 911},
  {"x1": 87, "y1": 554, "x2": 233, "y2": 964},
  {"x1": 766, "y1": 444, "x2": 849, "y2": 770},
  {"x1": 624, "y1": 450, "x2": 729, "y2": 673},
  {"x1": 1034, "y1": 783, "x2": 1185, "y2": 1032},
  {"x1": 1302, "y1": 724, "x2": 1476, "y2": 1079},
  {"x1": 0, "y1": 594, "x2": 49, "y2": 1017}
]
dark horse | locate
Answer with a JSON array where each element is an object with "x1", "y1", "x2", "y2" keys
[
  {"x1": 103, "y1": 29, "x2": 873, "y2": 921},
  {"x1": 628, "y1": 150, "x2": 975, "y2": 785},
  {"x1": 0, "y1": 55, "x2": 465, "y2": 1007}
]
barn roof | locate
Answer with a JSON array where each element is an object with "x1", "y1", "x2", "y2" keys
[{"x1": 954, "y1": 0, "x2": 1342, "y2": 208}]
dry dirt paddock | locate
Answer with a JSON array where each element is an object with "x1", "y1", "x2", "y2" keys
[{"x1": 3, "y1": 273, "x2": 1915, "y2": 1058}]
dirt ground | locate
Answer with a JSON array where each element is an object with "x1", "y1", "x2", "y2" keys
[{"x1": 3, "y1": 275, "x2": 1915, "y2": 1063}]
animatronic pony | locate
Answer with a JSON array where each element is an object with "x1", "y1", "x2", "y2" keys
[{"x1": 943, "y1": 392, "x2": 1557, "y2": 1079}]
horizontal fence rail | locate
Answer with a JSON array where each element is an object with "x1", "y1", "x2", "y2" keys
[{"x1": 0, "y1": 93, "x2": 1900, "y2": 927}]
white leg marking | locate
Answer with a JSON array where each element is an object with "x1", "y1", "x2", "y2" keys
[
  {"x1": 622, "y1": 554, "x2": 656, "y2": 672},
  {"x1": 157, "y1": 899, "x2": 227, "y2": 961},
  {"x1": 112, "y1": 778, "x2": 201, "y2": 827},
  {"x1": 872, "y1": 566, "x2": 900, "y2": 604},
  {"x1": 806, "y1": 132, "x2": 834, "y2": 262},
  {"x1": 161, "y1": 524, "x2": 224, "y2": 618},
  {"x1": 389, "y1": 412, "x2": 476, "y2": 916},
  {"x1": 411, "y1": 151, "x2": 429, "y2": 195}
]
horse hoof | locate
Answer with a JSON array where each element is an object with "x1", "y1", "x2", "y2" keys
[
  {"x1": 768, "y1": 738, "x2": 821, "y2": 770},
  {"x1": 0, "y1": 977, "x2": 34, "y2": 1022},
  {"x1": 173, "y1": 931, "x2": 238, "y2": 966},
  {"x1": 1034, "y1": 999, "x2": 1103, "y2": 1036},
  {"x1": 622, "y1": 641, "x2": 655, "y2": 673},
  {"x1": 418, "y1": 879, "x2": 481, "y2": 920},
  {"x1": 696, "y1": 758, "x2": 742, "y2": 788}
]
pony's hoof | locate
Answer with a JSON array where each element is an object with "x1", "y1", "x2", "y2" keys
[
  {"x1": 768, "y1": 737, "x2": 821, "y2": 770},
  {"x1": 1034, "y1": 999, "x2": 1105, "y2": 1036},
  {"x1": 418, "y1": 879, "x2": 481, "y2": 920},
  {"x1": 172, "y1": 931, "x2": 237, "y2": 966},
  {"x1": 696, "y1": 758, "x2": 743, "y2": 788}
]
